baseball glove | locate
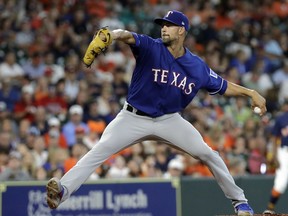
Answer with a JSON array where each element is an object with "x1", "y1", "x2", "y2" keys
[{"x1": 83, "y1": 27, "x2": 112, "y2": 67}]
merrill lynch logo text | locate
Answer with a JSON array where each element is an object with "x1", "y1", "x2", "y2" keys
[{"x1": 28, "y1": 189, "x2": 149, "y2": 216}]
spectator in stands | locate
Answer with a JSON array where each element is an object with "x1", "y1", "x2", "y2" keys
[
  {"x1": 0, "y1": 131, "x2": 13, "y2": 152},
  {"x1": 22, "y1": 148, "x2": 37, "y2": 177},
  {"x1": 127, "y1": 159, "x2": 142, "y2": 177},
  {"x1": 154, "y1": 143, "x2": 170, "y2": 173},
  {"x1": 34, "y1": 167, "x2": 48, "y2": 180},
  {"x1": 25, "y1": 126, "x2": 41, "y2": 150},
  {"x1": 44, "y1": 148, "x2": 68, "y2": 179},
  {"x1": 74, "y1": 126, "x2": 86, "y2": 144},
  {"x1": 163, "y1": 156, "x2": 185, "y2": 179},
  {"x1": 36, "y1": 84, "x2": 68, "y2": 118},
  {"x1": 227, "y1": 135, "x2": 249, "y2": 175},
  {"x1": 0, "y1": 118, "x2": 17, "y2": 135},
  {"x1": 62, "y1": 105, "x2": 89, "y2": 147},
  {"x1": 84, "y1": 99, "x2": 107, "y2": 136},
  {"x1": 228, "y1": 157, "x2": 248, "y2": 177},
  {"x1": 0, "y1": 151, "x2": 32, "y2": 181},
  {"x1": 0, "y1": 149, "x2": 9, "y2": 173},
  {"x1": 0, "y1": 102, "x2": 10, "y2": 121},
  {"x1": 242, "y1": 118, "x2": 260, "y2": 140},
  {"x1": 31, "y1": 106, "x2": 49, "y2": 135},
  {"x1": 229, "y1": 49, "x2": 249, "y2": 75},
  {"x1": 13, "y1": 84, "x2": 37, "y2": 122},
  {"x1": 106, "y1": 155, "x2": 130, "y2": 179},
  {"x1": 96, "y1": 85, "x2": 113, "y2": 117},
  {"x1": 34, "y1": 77, "x2": 49, "y2": 102},
  {"x1": 224, "y1": 97, "x2": 252, "y2": 127},
  {"x1": 53, "y1": 20, "x2": 82, "y2": 59},
  {"x1": 82, "y1": 128, "x2": 99, "y2": 150},
  {"x1": 43, "y1": 52, "x2": 65, "y2": 85},
  {"x1": 31, "y1": 136, "x2": 48, "y2": 168},
  {"x1": 44, "y1": 117, "x2": 67, "y2": 149},
  {"x1": 0, "y1": 51, "x2": 24, "y2": 80},
  {"x1": 204, "y1": 123, "x2": 234, "y2": 157},
  {"x1": 99, "y1": 7, "x2": 125, "y2": 30},
  {"x1": 247, "y1": 135, "x2": 267, "y2": 174},
  {"x1": 272, "y1": 59, "x2": 288, "y2": 86},
  {"x1": 15, "y1": 19, "x2": 34, "y2": 49},
  {"x1": 22, "y1": 52, "x2": 46, "y2": 80},
  {"x1": 242, "y1": 59, "x2": 274, "y2": 96},
  {"x1": 0, "y1": 78, "x2": 21, "y2": 113},
  {"x1": 63, "y1": 66, "x2": 80, "y2": 103},
  {"x1": 273, "y1": 59, "x2": 288, "y2": 103},
  {"x1": 112, "y1": 66, "x2": 129, "y2": 104},
  {"x1": 141, "y1": 155, "x2": 162, "y2": 178},
  {"x1": 15, "y1": 119, "x2": 31, "y2": 145},
  {"x1": 119, "y1": 143, "x2": 144, "y2": 169},
  {"x1": 184, "y1": 155, "x2": 212, "y2": 177},
  {"x1": 63, "y1": 143, "x2": 88, "y2": 173}
]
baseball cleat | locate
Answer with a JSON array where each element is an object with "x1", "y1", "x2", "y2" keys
[
  {"x1": 263, "y1": 209, "x2": 276, "y2": 215},
  {"x1": 46, "y1": 177, "x2": 63, "y2": 209},
  {"x1": 235, "y1": 203, "x2": 254, "y2": 216}
]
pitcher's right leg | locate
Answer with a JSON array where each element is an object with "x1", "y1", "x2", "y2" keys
[{"x1": 46, "y1": 110, "x2": 153, "y2": 207}]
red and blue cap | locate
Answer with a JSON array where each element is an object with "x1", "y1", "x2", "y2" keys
[{"x1": 154, "y1": 10, "x2": 189, "y2": 31}]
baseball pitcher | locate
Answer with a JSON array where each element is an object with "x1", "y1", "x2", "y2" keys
[{"x1": 46, "y1": 10, "x2": 266, "y2": 216}]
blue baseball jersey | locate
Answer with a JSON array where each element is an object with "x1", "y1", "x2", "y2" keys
[
  {"x1": 127, "y1": 33, "x2": 227, "y2": 117},
  {"x1": 272, "y1": 112, "x2": 288, "y2": 147}
]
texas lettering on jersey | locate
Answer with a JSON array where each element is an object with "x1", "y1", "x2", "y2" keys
[
  {"x1": 152, "y1": 68, "x2": 195, "y2": 95},
  {"x1": 127, "y1": 33, "x2": 227, "y2": 117}
]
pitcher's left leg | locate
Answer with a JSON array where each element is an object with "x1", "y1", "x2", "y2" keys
[{"x1": 155, "y1": 113, "x2": 247, "y2": 202}]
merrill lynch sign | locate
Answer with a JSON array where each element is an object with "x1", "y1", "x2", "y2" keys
[
  {"x1": 1, "y1": 180, "x2": 178, "y2": 216},
  {"x1": 57, "y1": 189, "x2": 148, "y2": 212}
]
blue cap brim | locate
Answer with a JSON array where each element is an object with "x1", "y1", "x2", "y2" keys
[{"x1": 154, "y1": 18, "x2": 180, "y2": 27}]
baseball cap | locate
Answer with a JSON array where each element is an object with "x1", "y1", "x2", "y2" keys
[
  {"x1": 22, "y1": 85, "x2": 34, "y2": 95},
  {"x1": 154, "y1": 10, "x2": 189, "y2": 31},
  {"x1": 168, "y1": 159, "x2": 184, "y2": 171},
  {"x1": 69, "y1": 105, "x2": 83, "y2": 115},
  {"x1": 48, "y1": 117, "x2": 60, "y2": 127}
]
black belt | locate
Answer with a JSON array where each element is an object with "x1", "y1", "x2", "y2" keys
[{"x1": 126, "y1": 104, "x2": 149, "y2": 116}]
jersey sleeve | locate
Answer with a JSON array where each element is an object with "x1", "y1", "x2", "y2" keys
[
  {"x1": 130, "y1": 33, "x2": 155, "y2": 58},
  {"x1": 202, "y1": 65, "x2": 227, "y2": 95}
]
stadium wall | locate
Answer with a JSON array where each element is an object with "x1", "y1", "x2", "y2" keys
[{"x1": 0, "y1": 176, "x2": 287, "y2": 216}]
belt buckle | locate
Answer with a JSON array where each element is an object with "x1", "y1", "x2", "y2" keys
[
  {"x1": 126, "y1": 104, "x2": 136, "y2": 113},
  {"x1": 126, "y1": 104, "x2": 147, "y2": 116}
]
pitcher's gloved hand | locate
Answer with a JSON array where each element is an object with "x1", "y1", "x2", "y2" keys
[{"x1": 83, "y1": 27, "x2": 112, "y2": 67}]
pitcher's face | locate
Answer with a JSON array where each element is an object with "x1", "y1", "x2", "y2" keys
[{"x1": 161, "y1": 22, "x2": 183, "y2": 45}]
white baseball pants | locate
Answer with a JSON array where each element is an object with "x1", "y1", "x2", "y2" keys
[
  {"x1": 60, "y1": 107, "x2": 247, "y2": 203},
  {"x1": 273, "y1": 146, "x2": 288, "y2": 193}
]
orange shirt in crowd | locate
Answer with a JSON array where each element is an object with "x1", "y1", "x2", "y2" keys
[
  {"x1": 272, "y1": 1, "x2": 288, "y2": 18},
  {"x1": 204, "y1": 134, "x2": 235, "y2": 152},
  {"x1": 185, "y1": 163, "x2": 213, "y2": 177},
  {"x1": 64, "y1": 157, "x2": 77, "y2": 173},
  {"x1": 43, "y1": 133, "x2": 68, "y2": 149}
]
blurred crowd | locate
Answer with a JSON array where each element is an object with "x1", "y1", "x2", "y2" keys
[{"x1": 0, "y1": 0, "x2": 288, "y2": 181}]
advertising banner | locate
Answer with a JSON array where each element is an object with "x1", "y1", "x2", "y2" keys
[{"x1": 0, "y1": 179, "x2": 179, "y2": 216}]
